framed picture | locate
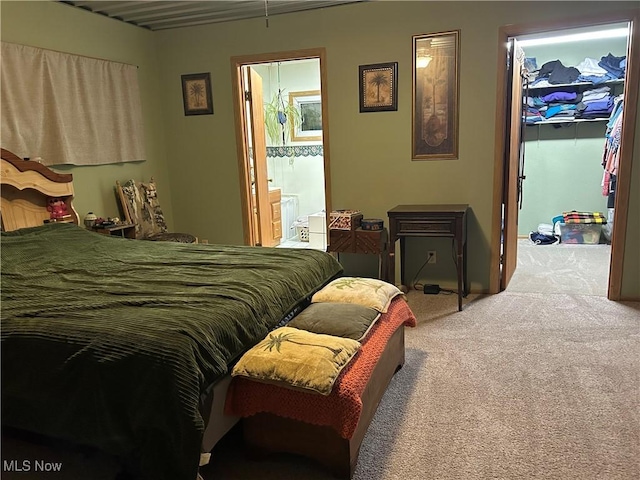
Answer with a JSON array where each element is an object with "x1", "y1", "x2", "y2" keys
[
  {"x1": 412, "y1": 30, "x2": 460, "y2": 160},
  {"x1": 181, "y1": 72, "x2": 213, "y2": 116},
  {"x1": 289, "y1": 90, "x2": 322, "y2": 142},
  {"x1": 359, "y1": 62, "x2": 398, "y2": 112}
]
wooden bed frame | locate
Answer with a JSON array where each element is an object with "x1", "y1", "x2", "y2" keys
[
  {"x1": 0, "y1": 147, "x2": 239, "y2": 476},
  {"x1": 242, "y1": 324, "x2": 406, "y2": 479},
  {"x1": 1, "y1": 148, "x2": 80, "y2": 231}
]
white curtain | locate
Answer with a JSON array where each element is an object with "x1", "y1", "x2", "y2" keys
[{"x1": 1, "y1": 42, "x2": 146, "y2": 166}]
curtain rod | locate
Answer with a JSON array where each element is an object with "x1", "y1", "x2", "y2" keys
[{"x1": 1, "y1": 41, "x2": 139, "y2": 68}]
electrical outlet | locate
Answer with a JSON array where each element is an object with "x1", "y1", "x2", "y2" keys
[{"x1": 427, "y1": 251, "x2": 436, "y2": 264}]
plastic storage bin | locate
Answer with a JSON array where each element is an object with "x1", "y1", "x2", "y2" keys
[{"x1": 559, "y1": 223, "x2": 602, "y2": 244}]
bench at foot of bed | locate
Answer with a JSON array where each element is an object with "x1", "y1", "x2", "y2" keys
[
  {"x1": 244, "y1": 324, "x2": 405, "y2": 478},
  {"x1": 226, "y1": 296, "x2": 416, "y2": 479}
]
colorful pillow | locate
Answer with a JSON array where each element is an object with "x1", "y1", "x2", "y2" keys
[
  {"x1": 231, "y1": 326, "x2": 360, "y2": 395},
  {"x1": 311, "y1": 277, "x2": 404, "y2": 313},
  {"x1": 288, "y1": 303, "x2": 381, "y2": 341}
]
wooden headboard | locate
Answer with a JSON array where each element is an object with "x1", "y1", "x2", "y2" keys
[{"x1": 1, "y1": 148, "x2": 79, "y2": 231}]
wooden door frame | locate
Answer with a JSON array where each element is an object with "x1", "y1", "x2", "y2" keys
[
  {"x1": 230, "y1": 48, "x2": 332, "y2": 246},
  {"x1": 490, "y1": 10, "x2": 639, "y2": 299}
]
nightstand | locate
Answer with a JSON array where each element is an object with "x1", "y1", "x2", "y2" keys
[
  {"x1": 94, "y1": 223, "x2": 136, "y2": 239},
  {"x1": 327, "y1": 228, "x2": 388, "y2": 280}
]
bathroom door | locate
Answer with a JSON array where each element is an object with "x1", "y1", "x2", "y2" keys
[{"x1": 245, "y1": 67, "x2": 276, "y2": 247}]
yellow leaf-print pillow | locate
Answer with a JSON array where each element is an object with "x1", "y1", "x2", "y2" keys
[
  {"x1": 231, "y1": 327, "x2": 360, "y2": 395},
  {"x1": 311, "y1": 277, "x2": 404, "y2": 313}
]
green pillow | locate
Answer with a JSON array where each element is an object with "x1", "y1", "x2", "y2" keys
[{"x1": 288, "y1": 303, "x2": 381, "y2": 341}]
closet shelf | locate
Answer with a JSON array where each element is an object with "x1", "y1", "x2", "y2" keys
[
  {"x1": 526, "y1": 78, "x2": 624, "y2": 92},
  {"x1": 526, "y1": 117, "x2": 609, "y2": 126}
]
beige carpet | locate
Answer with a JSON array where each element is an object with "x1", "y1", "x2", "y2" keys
[
  {"x1": 202, "y1": 290, "x2": 640, "y2": 480},
  {"x1": 507, "y1": 238, "x2": 611, "y2": 296}
]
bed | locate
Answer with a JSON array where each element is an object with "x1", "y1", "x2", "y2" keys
[{"x1": 0, "y1": 148, "x2": 343, "y2": 479}]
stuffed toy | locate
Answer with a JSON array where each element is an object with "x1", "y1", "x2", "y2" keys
[{"x1": 47, "y1": 197, "x2": 68, "y2": 219}]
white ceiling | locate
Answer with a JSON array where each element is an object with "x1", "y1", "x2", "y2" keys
[{"x1": 58, "y1": 0, "x2": 367, "y2": 31}]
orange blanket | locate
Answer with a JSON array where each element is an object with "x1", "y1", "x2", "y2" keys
[{"x1": 224, "y1": 297, "x2": 417, "y2": 439}]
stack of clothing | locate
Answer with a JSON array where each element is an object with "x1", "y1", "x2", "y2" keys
[
  {"x1": 597, "y1": 53, "x2": 626, "y2": 80},
  {"x1": 526, "y1": 89, "x2": 583, "y2": 123},
  {"x1": 575, "y1": 86, "x2": 614, "y2": 119},
  {"x1": 562, "y1": 211, "x2": 607, "y2": 224},
  {"x1": 528, "y1": 53, "x2": 626, "y2": 88},
  {"x1": 526, "y1": 84, "x2": 615, "y2": 123},
  {"x1": 577, "y1": 54, "x2": 626, "y2": 84}
]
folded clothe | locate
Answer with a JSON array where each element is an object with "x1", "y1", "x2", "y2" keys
[
  {"x1": 538, "y1": 223, "x2": 554, "y2": 235},
  {"x1": 562, "y1": 211, "x2": 607, "y2": 224},
  {"x1": 576, "y1": 57, "x2": 608, "y2": 76},
  {"x1": 577, "y1": 74, "x2": 611, "y2": 85},
  {"x1": 525, "y1": 107, "x2": 544, "y2": 123},
  {"x1": 541, "y1": 91, "x2": 580, "y2": 103},
  {"x1": 529, "y1": 96, "x2": 547, "y2": 108},
  {"x1": 599, "y1": 53, "x2": 626, "y2": 78},
  {"x1": 577, "y1": 96, "x2": 613, "y2": 109},
  {"x1": 545, "y1": 104, "x2": 577, "y2": 118},
  {"x1": 581, "y1": 86, "x2": 611, "y2": 102}
]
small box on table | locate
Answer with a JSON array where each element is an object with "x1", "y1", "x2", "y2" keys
[{"x1": 329, "y1": 210, "x2": 363, "y2": 230}]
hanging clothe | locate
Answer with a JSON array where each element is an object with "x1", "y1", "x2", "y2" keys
[{"x1": 602, "y1": 95, "x2": 624, "y2": 176}]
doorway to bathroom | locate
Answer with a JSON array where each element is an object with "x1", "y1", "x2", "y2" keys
[{"x1": 231, "y1": 48, "x2": 331, "y2": 250}]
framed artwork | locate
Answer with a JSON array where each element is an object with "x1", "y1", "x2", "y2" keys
[
  {"x1": 181, "y1": 72, "x2": 213, "y2": 116},
  {"x1": 412, "y1": 30, "x2": 460, "y2": 160},
  {"x1": 289, "y1": 90, "x2": 322, "y2": 142},
  {"x1": 359, "y1": 62, "x2": 398, "y2": 112}
]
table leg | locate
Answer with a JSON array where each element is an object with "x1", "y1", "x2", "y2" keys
[
  {"x1": 388, "y1": 239, "x2": 395, "y2": 285},
  {"x1": 456, "y1": 248, "x2": 463, "y2": 311},
  {"x1": 399, "y1": 237, "x2": 406, "y2": 288},
  {"x1": 463, "y1": 239, "x2": 468, "y2": 297}
]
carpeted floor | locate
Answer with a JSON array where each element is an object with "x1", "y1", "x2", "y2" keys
[
  {"x1": 508, "y1": 238, "x2": 611, "y2": 296},
  {"x1": 4, "y1": 243, "x2": 635, "y2": 480},
  {"x1": 203, "y1": 264, "x2": 639, "y2": 479}
]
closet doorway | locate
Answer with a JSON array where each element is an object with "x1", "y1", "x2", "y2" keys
[
  {"x1": 492, "y1": 11, "x2": 638, "y2": 300},
  {"x1": 231, "y1": 48, "x2": 332, "y2": 248}
]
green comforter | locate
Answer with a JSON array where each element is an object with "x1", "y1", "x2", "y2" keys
[{"x1": 1, "y1": 223, "x2": 342, "y2": 479}]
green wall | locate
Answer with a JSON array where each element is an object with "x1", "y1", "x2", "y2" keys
[
  {"x1": 520, "y1": 125, "x2": 612, "y2": 236},
  {"x1": 2, "y1": 1, "x2": 638, "y2": 298}
]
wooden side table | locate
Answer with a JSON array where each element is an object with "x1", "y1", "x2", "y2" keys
[
  {"x1": 388, "y1": 204, "x2": 468, "y2": 311},
  {"x1": 94, "y1": 223, "x2": 136, "y2": 239},
  {"x1": 327, "y1": 228, "x2": 388, "y2": 281}
]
